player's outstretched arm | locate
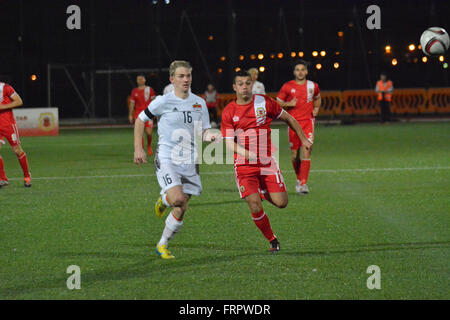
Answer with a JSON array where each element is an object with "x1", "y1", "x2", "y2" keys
[
  {"x1": 0, "y1": 93, "x2": 23, "y2": 110},
  {"x1": 279, "y1": 111, "x2": 312, "y2": 150},
  {"x1": 276, "y1": 97, "x2": 297, "y2": 110},
  {"x1": 134, "y1": 117, "x2": 147, "y2": 164},
  {"x1": 224, "y1": 138, "x2": 257, "y2": 162},
  {"x1": 202, "y1": 129, "x2": 222, "y2": 142}
]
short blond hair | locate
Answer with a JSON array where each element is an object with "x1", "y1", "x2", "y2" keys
[
  {"x1": 169, "y1": 60, "x2": 192, "y2": 77},
  {"x1": 248, "y1": 68, "x2": 259, "y2": 76}
]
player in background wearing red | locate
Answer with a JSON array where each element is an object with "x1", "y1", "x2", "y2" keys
[
  {"x1": 0, "y1": 82, "x2": 31, "y2": 188},
  {"x1": 128, "y1": 75, "x2": 156, "y2": 156},
  {"x1": 221, "y1": 70, "x2": 312, "y2": 252},
  {"x1": 203, "y1": 83, "x2": 219, "y2": 127},
  {"x1": 277, "y1": 60, "x2": 321, "y2": 194}
]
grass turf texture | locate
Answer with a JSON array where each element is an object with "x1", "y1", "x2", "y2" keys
[{"x1": 0, "y1": 122, "x2": 449, "y2": 299}]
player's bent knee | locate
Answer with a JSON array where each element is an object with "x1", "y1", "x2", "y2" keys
[{"x1": 276, "y1": 199, "x2": 288, "y2": 209}]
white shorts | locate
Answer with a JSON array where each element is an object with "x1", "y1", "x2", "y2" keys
[{"x1": 155, "y1": 158, "x2": 202, "y2": 196}]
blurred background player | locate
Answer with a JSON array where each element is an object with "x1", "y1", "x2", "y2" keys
[
  {"x1": 375, "y1": 72, "x2": 394, "y2": 123},
  {"x1": 134, "y1": 60, "x2": 218, "y2": 259},
  {"x1": 277, "y1": 60, "x2": 321, "y2": 194},
  {"x1": 128, "y1": 75, "x2": 156, "y2": 156},
  {"x1": 203, "y1": 83, "x2": 219, "y2": 127},
  {"x1": 221, "y1": 70, "x2": 312, "y2": 252},
  {"x1": 248, "y1": 68, "x2": 266, "y2": 95},
  {"x1": 0, "y1": 82, "x2": 31, "y2": 188}
]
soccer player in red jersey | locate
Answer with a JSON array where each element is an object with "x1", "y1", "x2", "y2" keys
[
  {"x1": 221, "y1": 70, "x2": 312, "y2": 252},
  {"x1": 0, "y1": 82, "x2": 32, "y2": 188},
  {"x1": 128, "y1": 75, "x2": 156, "y2": 155},
  {"x1": 277, "y1": 60, "x2": 321, "y2": 194}
]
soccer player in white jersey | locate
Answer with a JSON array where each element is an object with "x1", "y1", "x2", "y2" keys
[{"x1": 134, "y1": 60, "x2": 218, "y2": 259}]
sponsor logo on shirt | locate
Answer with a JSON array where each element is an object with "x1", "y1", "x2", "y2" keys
[{"x1": 233, "y1": 116, "x2": 240, "y2": 122}]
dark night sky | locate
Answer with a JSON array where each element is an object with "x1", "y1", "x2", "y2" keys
[{"x1": 0, "y1": 0, "x2": 449, "y2": 117}]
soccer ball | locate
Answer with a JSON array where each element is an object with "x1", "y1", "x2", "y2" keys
[{"x1": 420, "y1": 27, "x2": 450, "y2": 56}]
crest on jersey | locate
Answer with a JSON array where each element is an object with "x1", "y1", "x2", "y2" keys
[
  {"x1": 233, "y1": 116, "x2": 240, "y2": 122},
  {"x1": 239, "y1": 185, "x2": 245, "y2": 193},
  {"x1": 291, "y1": 88, "x2": 296, "y2": 94},
  {"x1": 256, "y1": 107, "x2": 266, "y2": 117},
  {"x1": 192, "y1": 103, "x2": 202, "y2": 110},
  {"x1": 308, "y1": 88, "x2": 314, "y2": 95}
]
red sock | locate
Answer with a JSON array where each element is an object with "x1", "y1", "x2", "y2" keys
[
  {"x1": 251, "y1": 210, "x2": 276, "y2": 241},
  {"x1": 17, "y1": 152, "x2": 31, "y2": 178},
  {"x1": 298, "y1": 159, "x2": 311, "y2": 185},
  {"x1": 292, "y1": 158, "x2": 300, "y2": 176},
  {"x1": 0, "y1": 156, "x2": 7, "y2": 180}
]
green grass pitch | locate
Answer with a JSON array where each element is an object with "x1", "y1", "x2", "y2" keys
[{"x1": 0, "y1": 122, "x2": 449, "y2": 299}]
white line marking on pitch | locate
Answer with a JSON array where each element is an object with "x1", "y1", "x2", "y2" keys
[{"x1": 6, "y1": 166, "x2": 450, "y2": 181}]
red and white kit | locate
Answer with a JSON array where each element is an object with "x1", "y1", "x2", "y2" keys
[
  {"x1": 277, "y1": 80, "x2": 320, "y2": 150},
  {"x1": 130, "y1": 86, "x2": 156, "y2": 128},
  {"x1": 0, "y1": 83, "x2": 21, "y2": 147},
  {"x1": 221, "y1": 94, "x2": 286, "y2": 199}
]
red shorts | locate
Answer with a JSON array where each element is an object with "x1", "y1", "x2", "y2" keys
[
  {"x1": 234, "y1": 160, "x2": 286, "y2": 199},
  {"x1": 0, "y1": 120, "x2": 21, "y2": 147},
  {"x1": 289, "y1": 118, "x2": 315, "y2": 150},
  {"x1": 206, "y1": 102, "x2": 217, "y2": 109}
]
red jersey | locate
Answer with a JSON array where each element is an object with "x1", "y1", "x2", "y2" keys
[
  {"x1": 0, "y1": 82, "x2": 17, "y2": 125},
  {"x1": 277, "y1": 80, "x2": 320, "y2": 121},
  {"x1": 130, "y1": 86, "x2": 156, "y2": 116},
  {"x1": 221, "y1": 94, "x2": 284, "y2": 167}
]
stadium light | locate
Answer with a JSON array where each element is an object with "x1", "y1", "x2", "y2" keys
[
  {"x1": 298, "y1": 51, "x2": 304, "y2": 57},
  {"x1": 439, "y1": 55, "x2": 445, "y2": 62},
  {"x1": 408, "y1": 44, "x2": 415, "y2": 51},
  {"x1": 208, "y1": 35, "x2": 214, "y2": 41},
  {"x1": 250, "y1": 54, "x2": 256, "y2": 60},
  {"x1": 312, "y1": 51, "x2": 318, "y2": 57},
  {"x1": 270, "y1": 53, "x2": 275, "y2": 59},
  {"x1": 259, "y1": 66, "x2": 265, "y2": 72},
  {"x1": 235, "y1": 67, "x2": 241, "y2": 72},
  {"x1": 335, "y1": 51, "x2": 341, "y2": 55},
  {"x1": 418, "y1": 44, "x2": 422, "y2": 50},
  {"x1": 217, "y1": 68, "x2": 223, "y2": 74},
  {"x1": 333, "y1": 62, "x2": 339, "y2": 69},
  {"x1": 391, "y1": 58, "x2": 398, "y2": 66},
  {"x1": 257, "y1": 53, "x2": 264, "y2": 60},
  {"x1": 338, "y1": 31, "x2": 344, "y2": 37},
  {"x1": 220, "y1": 56, "x2": 226, "y2": 62},
  {"x1": 30, "y1": 74, "x2": 37, "y2": 81},
  {"x1": 277, "y1": 52, "x2": 284, "y2": 59},
  {"x1": 238, "y1": 55, "x2": 244, "y2": 61},
  {"x1": 320, "y1": 50, "x2": 326, "y2": 57},
  {"x1": 290, "y1": 52, "x2": 296, "y2": 58},
  {"x1": 422, "y1": 56, "x2": 428, "y2": 63},
  {"x1": 444, "y1": 62, "x2": 449, "y2": 69},
  {"x1": 385, "y1": 45, "x2": 391, "y2": 53},
  {"x1": 315, "y1": 63, "x2": 322, "y2": 70}
]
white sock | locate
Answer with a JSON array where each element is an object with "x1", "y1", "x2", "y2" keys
[
  {"x1": 158, "y1": 212, "x2": 183, "y2": 247},
  {"x1": 161, "y1": 193, "x2": 171, "y2": 207}
]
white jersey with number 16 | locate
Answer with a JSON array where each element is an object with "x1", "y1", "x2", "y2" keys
[{"x1": 139, "y1": 92, "x2": 211, "y2": 163}]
